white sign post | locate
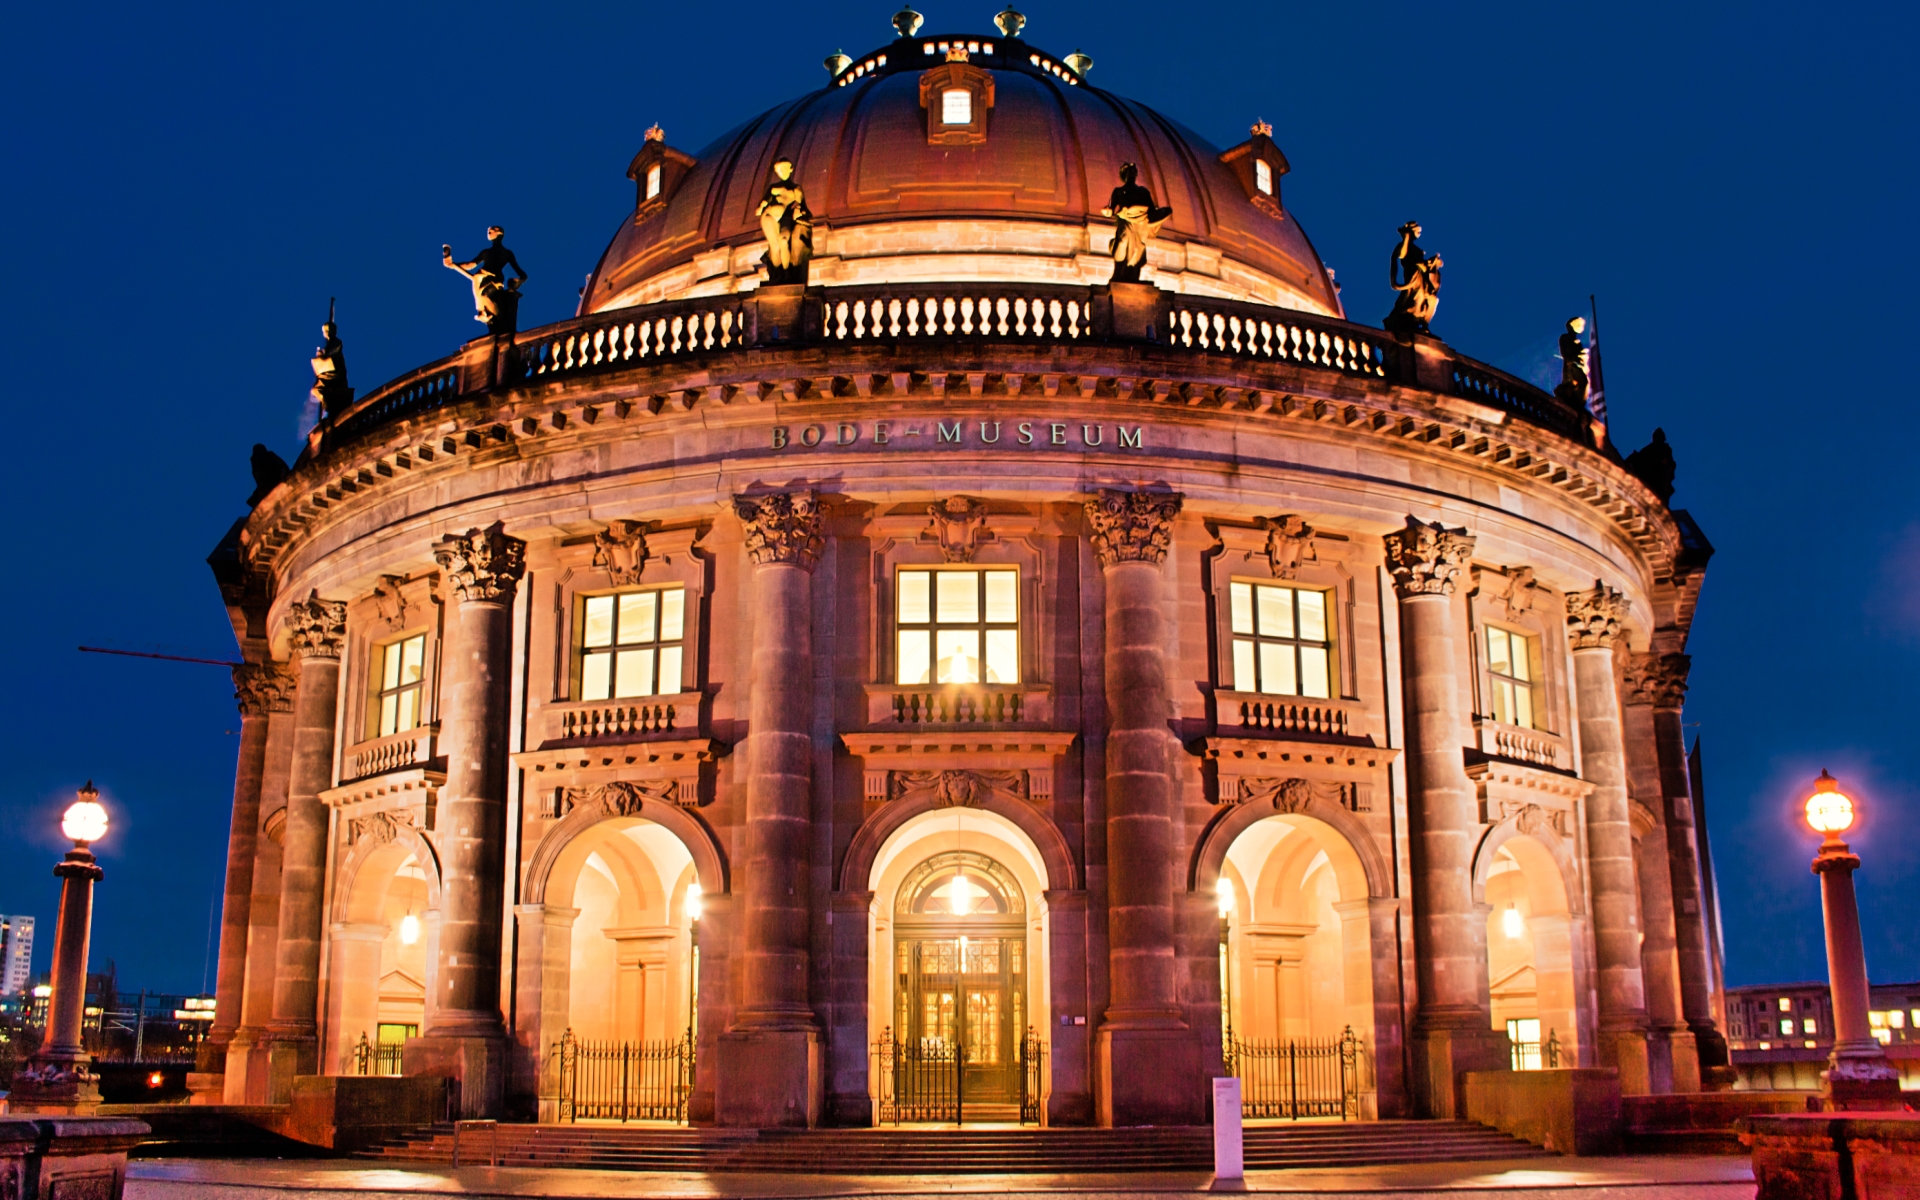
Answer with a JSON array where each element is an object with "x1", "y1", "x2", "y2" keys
[{"x1": 1211, "y1": 1076, "x2": 1244, "y2": 1185}]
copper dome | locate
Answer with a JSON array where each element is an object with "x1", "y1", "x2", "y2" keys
[{"x1": 584, "y1": 33, "x2": 1341, "y2": 317}]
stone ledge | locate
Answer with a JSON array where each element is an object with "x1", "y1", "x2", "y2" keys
[{"x1": 1741, "y1": 1112, "x2": 1920, "y2": 1200}]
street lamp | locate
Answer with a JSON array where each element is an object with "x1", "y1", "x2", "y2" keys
[
  {"x1": 12, "y1": 783, "x2": 109, "y2": 1114},
  {"x1": 1803, "y1": 770, "x2": 1901, "y2": 1110}
]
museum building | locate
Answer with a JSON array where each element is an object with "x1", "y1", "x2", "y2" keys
[{"x1": 204, "y1": 10, "x2": 1727, "y2": 1128}]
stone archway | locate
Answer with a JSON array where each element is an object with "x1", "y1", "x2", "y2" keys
[
  {"x1": 325, "y1": 818, "x2": 443, "y2": 1074},
  {"x1": 1473, "y1": 818, "x2": 1585, "y2": 1067}
]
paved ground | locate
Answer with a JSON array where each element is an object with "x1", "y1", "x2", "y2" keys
[{"x1": 125, "y1": 1155, "x2": 1756, "y2": 1200}]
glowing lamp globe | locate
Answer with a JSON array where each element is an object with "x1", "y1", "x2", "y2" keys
[
  {"x1": 62, "y1": 783, "x2": 109, "y2": 844},
  {"x1": 683, "y1": 882, "x2": 704, "y2": 922},
  {"x1": 1804, "y1": 770, "x2": 1854, "y2": 835},
  {"x1": 1215, "y1": 877, "x2": 1235, "y2": 918},
  {"x1": 398, "y1": 914, "x2": 421, "y2": 945}
]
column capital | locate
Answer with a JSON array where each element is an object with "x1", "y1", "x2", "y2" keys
[
  {"x1": 1566, "y1": 580, "x2": 1630, "y2": 651},
  {"x1": 734, "y1": 490, "x2": 825, "y2": 570},
  {"x1": 1084, "y1": 488, "x2": 1182, "y2": 568},
  {"x1": 232, "y1": 661, "x2": 296, "y2": 716},
  {"x1": 1625, "y1": 651, "x2": 1690, "y2": 708},
  {"x1": 433, "y1": 520, "x2": 527, "y2": 604},
  {"x1": 1381, "y1": 515, "x2": 1474, "y2": 598},
  {"x1": 285, "y1": 591, "x2": 347, "y2": 660}
]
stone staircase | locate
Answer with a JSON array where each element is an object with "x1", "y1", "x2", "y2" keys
[{"x1": 361, "y1": 1120, "x2": 1551, "y2": 1173}]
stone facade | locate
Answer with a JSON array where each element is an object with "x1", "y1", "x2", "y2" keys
[{"x1": 203, "y1": 29, "x2": 1723, "y2": 1128}]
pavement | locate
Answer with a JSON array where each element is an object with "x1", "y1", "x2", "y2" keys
[{"x1": 124, "y1": 1156, "x2": 1756, "y2": 1200}]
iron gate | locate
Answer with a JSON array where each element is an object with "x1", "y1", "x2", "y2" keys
[
  {"x1": 874, "y1": 1025, "x2": 1046, "y2": 1125},
  {"x1": 1224, "y1": 1026, "x2": 1360, "y2": 1120},
  {"x1": 547, "y1": 1028, "x2": 692, "y2": 1123},
  {"x1": 1018, "y1": 1026, "x2": 1045, "y2": 1124}
]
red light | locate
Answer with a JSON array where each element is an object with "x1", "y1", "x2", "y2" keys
[{"x1": 147, "y1": 1071, "x2": 164, "y2": 1088}]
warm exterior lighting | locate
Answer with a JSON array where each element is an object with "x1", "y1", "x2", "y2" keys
[
  {"x1": 684, "y1": 882, "x2": 703, "y2": 922},
  {"x1": 1216, "y1": 877, "x2": 1235, "y2": 918},
  {"x1": 1502, "y1": 906, "x2": 1526, "y2": 939},
  {"x1": 32, "y1": 985, "x2": 50, "y2": 999},
  {"x1": 1805, "y1": 770, "x2": 1854, "y2": 835},
  {"x1": 62, "y1": 783, "x2": 108, "y2": 845},
  {"x1": 398, "y1": 914, "x2": 421, "y2": 945},
  {"x1": 147, "y1": 1071, "x2": 164, "y2": 1088},
  {"x1": 946, "y1": 870, "x2": 980, "y2": 916}
]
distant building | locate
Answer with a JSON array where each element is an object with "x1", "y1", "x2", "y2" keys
[
  {"x1": 0, "y1": 916, "x2": 32, "y2": 997},
  {"x1": 1726, "y1": 980, "x2": 1920, "y2": 1092}
]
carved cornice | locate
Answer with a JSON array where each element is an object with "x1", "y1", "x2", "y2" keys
[
  {"x1": 925, "y1": 496, "x2": 990, "y2": 563},
  {"x1": 1382, "y1": 515, "x2": 1474, "y2": 598},
  {"x1": 286, "y1": 591, "x2": 348, "y2": 660},
  {"x1": 1625, "y1": 651, "x2": 1690, "y2": 708},
  {"x1": 433, "y1": 521, "x2": 527, "y2": 604},
  {"x1": 1565, "y1": 580, "x2": 1629, "y2": 651},
  {"x1": 1222, "y1": 775, "x2": 1371, "y2": 814},
  {"x1": 1084, "y1": 489, "x2": 1182, "y2": 568},
  {"x1": 592, "y1": 520, "x2": 650, "y2": 585},
  {"x1": 232, "y1": 661, "x2": 296, "y2": 716},
  {"x1": 1257, "y1": 514, "x2": 1316, "y2": 579},
  {"x1": 735, "y1": 491, "x2": 825, "y2": 570},
  {"x1": 555, "y1": 779, "x2": 682, "y2": 819}
]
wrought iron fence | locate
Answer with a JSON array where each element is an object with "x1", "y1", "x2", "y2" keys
[
  {"x1": 1018, "y1": 1026, "x2": 1045, "y2": 1124},
  {"x1": 546, "y1": 1028, "x2": 693, "y2": 1123},
  {"x1": 1224, "y1": 1026, "x2": 1360, "y2": 1120},
  {"x1": 351, "y1": 1032, "x2": 404, "y2": 1077},
  {"x1": 874, "y1": 1026, "x2": 959, "y2": 1124},
  {"x1": 1511, "y1": 1028, "x2": 1562, "y2": 1071}
]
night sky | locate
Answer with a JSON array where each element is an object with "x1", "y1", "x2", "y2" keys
[{"x1": 2, "y1": 0, "x2": 1913, "y2": 998}]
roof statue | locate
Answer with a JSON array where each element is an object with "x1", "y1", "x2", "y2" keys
[
  {"x1": 442, "y1": 225, "x2": 527, "y2": 336},
  {"x1": 1625, "y1": 428, "x2": 1678, "y2": 503},
  {"x1": 246, "y1": 443, "x2": 289, "y2": 507},
  {"x1": 1383, "y1": 221, "x2": 1441, "y2": 338},
  {"x1": 757, "y1": 158, "x2": 814, "y2": 286},
  {"x1": 308, "y1": 297, "x2": 353, "y2": 419},
  {"x1": 1555, "y1": 317, "x2": 1589, "y2": 404},
  {"x1": 1101, "y1": 163, "x2": 1172, "y2": 284}
]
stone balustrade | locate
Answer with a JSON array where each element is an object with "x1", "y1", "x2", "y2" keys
[
  {"x1": 545, "y1": 696, "x2": 691, "y2": 743},
  {"x1": 1218, "y1": 691, "x2": 1362, "y2": 740},
  {"x1": 878, "y1": 685, "x2": 1046, "y2": 726},
  {"x1": 1474, "y1": 719, "x2": 1571, "y2": 770},
  {"x1": 343, "y1": 726, "x2": 438, "y2": 782}
]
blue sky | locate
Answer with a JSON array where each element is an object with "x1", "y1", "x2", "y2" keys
[{"x1": 1, "y1": 0, "x2": 1914, "y2": 995}]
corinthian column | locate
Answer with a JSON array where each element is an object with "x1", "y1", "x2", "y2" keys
[
  {"x1": 1622, "y1": 654, "x2": 1694, "y2": 1092},
  {"x1": 208, "y1": 663, "x2": 294, "y2": 1071},
  {"x1": 1383, "y1": 516, "x2": 1504, "y2": 1117},
  {"x1": 266, "y1": 593, "x2": 346, "y2": 1100},
  {"x1": 716, "y1": 491, "x2": 823, "y2": 1127},
  {"x1": 1567, "y1": 582, "x2": 1653, "y2": 1094},
  {"x1": 408, "y1": 522, "x2": 524, "y2": 1117},
  {"x1": 1084, "y1": 488, "x2": 1199, "y2": 1127}
]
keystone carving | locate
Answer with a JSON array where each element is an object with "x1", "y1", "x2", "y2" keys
[
  {"x1": 592, "y1": 520, "x2": 650, "y2": 585},
  {"x1": 1223, "y1": 776, "x2": 1370, "y2": 813},
  {"x1": 1382, "y1": 515, "x2": 1474, "y2": 598},
  {"x1": 286, "y1": 591, "x2": 348, "y2": 660},
  {"x1": 1258, "y1": 514, "x2": 1317, "y2": 579},
  {"x1": 925, "y1": 497, "x2": 990, "y2": 563},
  {"x1": 1565, "y1": 581, "x2": 1629, "y2": 651},
  {"x1": 1512, "y1": 802, "x2": 1567, "y2": 840},
  {"x1": 434, "y1": 521, "x2": 527, "y2": 604},
  {"x1": 1084, "y1": 489, "x2": 1182, "y2": 568},
  {"x1": 890, "y1": 769, "x2": 1028, "y2": 807},
  {"x1": 1483, "y1": 565, "x2": 1539, "y2": 620},
  {"x1": 348, "y1": 809, "x2": 415, "y2": 846},
  {"x1": 1625, "y1": 651, "x2": 1691, "y2": 708},
  {"x1": 559, "y1": 779, "x2": 681, "y2": 819},
  {"x1": 232, "y1": 662, "x2": 296, "y2": 717},
  {"x1": 371, "y1": 575, "x2": 410, "y2": 629},
  {"x1": 735, "y1": 491, "x2": 825, "y2": 570}
]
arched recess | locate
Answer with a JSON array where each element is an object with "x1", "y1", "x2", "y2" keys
[
  {"x1": 1472, "y1": 815, "x2": 1583, "y2": 1066},
  {"x1": 841, "y1": 792, "x2": 1078, "y2": 894},
  {"x1": 524, "y1": 789, "x2": 728, "y2": 905},
  {"x1": 1191, "y1": 794, "x2": 1391, "y2": 899},
  {"x1": 325, "y1": 821, "x2": 443, "y2": 1073}
]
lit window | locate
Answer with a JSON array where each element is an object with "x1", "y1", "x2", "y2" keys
[
  {"x1": 1870, "y1": 1011, "x2": 1887, "y2": 1028},
  {"x1": 1486, "y1": 627, "x2": 1540, "y2": 729},
  {"x1": 942, "y1": 88, "x2": 972, "y2": 125},
  {"x1": 1228, "y1": 581, "x2": 1333, "y2": 698},
  {"x1": 1780, "y1": 1019, "x2": 1795, "y2": 1036},
  {"x1": 896, "y1": 568, "x2": 1019, "y2": 685},
  {"x1": 579, "y1": 587, "x2": 686, "y2": 700},
  {"x1": 645, "y1": 163, "x2": 662, "y2": 200},
  {"x1": 1912, "y1": 1009, "x2": 1920, "y2": 1027},
  {"x1": 1803, "y1": 1018, "x2": 1817, "y2": 1035},
  {"x1": 1779, "y1": 997, "x2": 1793, "y2": 1012},
  {"x1": 370, "y1": 633, "x2": 427, "y2": 738},
  {"x1": 1892, "y1": 1010, "x2": 1907, "y2": 1030},
  {"x1": 1255, "y1": 159, "x2": 1272, "y2": 195}
]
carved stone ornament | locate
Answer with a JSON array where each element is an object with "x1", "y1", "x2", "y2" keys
[
  {"x1": 558, "y1": 779, "x2": 681, "y2": 819},
  {"x1": 1084, "y1": 489, "x2": 1183, "y2": 568},
  {"x1": 348, "y1": 809, "x2": 414, "y2": 846},
  {"x1": 1625, "y1": 651, "x2": 1691, "y2": 708},
  {"x1": 1225, "y1": 776, "x2": 1369, "y2": 813},
  {"x1": 925, "y1": 496, "x2": 990, "y2": 563},
  {"x1": 1258, "y1": 514, "x2": 1316, "y2": 579},
  {"x1": 1511, "y1": 802, "x2": 1567, "y2": 840},
  {"x1": 592, "y1": 520, "x2": 650, "y2": 585},
  {"x1": 286, "y1": 591, "x2": 348, "y2": 661},
  {"x1": 232, "y1": 662, "x2": 296, "y2": 717},
  {"x1": 1381, "y1": 515, "x2": 1474, "y2": 598},
  {"x1": 1565, "y1": 580, "x2": 1629, "y2": 651},
  {"x1": 433, "y1": 521, "x2": 527, "y2": 605},
  {"x1": 1486, "y1": 565, "x2": 1539, "y2": 620},
  {"x1": 735, "y1": 491, "x2": 825, "y2": 570},
  {"x1": 889, "y1": 769, "x2": 1028, "y2": 807},
  {"x1": 372, "y1": 575, "x2": 410, "y2": 629}
]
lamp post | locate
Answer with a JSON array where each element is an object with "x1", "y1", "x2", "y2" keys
[
  {"x1": 1803, "y1": 770, "x2": 1901, "y2": 1110},
  {"x1": 12, "y1": 783, "x2": 110, "y2": 1114}
]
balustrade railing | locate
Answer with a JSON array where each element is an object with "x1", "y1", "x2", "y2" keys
[
  {"x1": 1166, "y1": 297, "x2": 1388, "y2": 380},
  {"x1": 890, "y1": 687, "x2": 1025, "y2": 725},
  {"x1": 552, "y1": 699, "x2": 681, "y2": 741},
  {"x1": 1229, "y1": 696, "x2": 1354, "y2": 739},
  {"x1": 345, "y1": 726, "x2": 436, "y2": 781},
  {"x1": 821, "y1": 285, "x2": 1091, "y2": 342},
  {"x1": 520, "y1": 296, "x2": 754, "y2": 383}
]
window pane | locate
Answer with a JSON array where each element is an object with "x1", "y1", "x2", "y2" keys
[
  {"x1": 584, "y1": 596, "x2": 615, "y2": 648},
  {"x1": 1258, "y1": 642, "x2": 1295, "y2": 695},
  {"x1": 1488, "y1": 628, "x2": 1511, "y2": 676},
  {"x1": 935, "y1": 630, "x2": 981, "y2": 684},
  {"x1": 1297, "y1": 590, "x2": 1327, "y2": 642},
  {"x1": 898, "y1": 630, "x2": 931, "y2": 685},
  {"x1": 1511, "y1": 634, "x2": 1533, "y2": 682},
  {"x1": 984, "y1": 630, "x2": 1018, "y2": 684},
  {"x1": 400, "y1": 635, "x2": 425, "y2": 684},
  {"x1": 942, "y1": 88, "x2": 972, "y2": 125},
  {"x1": 899, "y1": 571, "x2": 931, "y2": 624},
  {"x1": 1300, "y1": 647, "x2": 1330, "y2": 699},
  {"x1": 379, "y1": 694, "x2": 398, "y2": 738},
  {"x1": 381, "y1": 643, "x2": 401, "y2": 690},
  {"x1": 1491, "y1": 679, "x2": 1513, "y2": 726},
  {"x1": 657, "y1": 646, "x2": 683, "y2": 694},
  {"x1": 1256, "y1": 585, "x2": 1293, "y2": 638},
  {"x1": 984, "y1": 571, "x2": 1018, "y2": 623},
  {"x1": 1514, "y1": 683, "x2": 1534, "y2": 730},
  {"x1": 1781, "y1": 1020, "x2": 1794, "y2": 1036},
  {"x1": 614, "y1": 648, "x2": 656, "y2": 698},
  {"x1": 1255, "y1": 158, "x2": 1272, "y2": 195},
  {"x1": 397, "y1": 688, "x2": 418, "y2": 733},
  {"x1": 1230, "y1": 582, "x2": 1254, "y2": 635},
  {"x1": 659, "y1": 588, "x2": 685, "y2": 641},
  {"x1": 1232, "y1": 639, "x2": 1256, "y2": 692},
  {"x1": 936, "y1": 570, "x2": 978, "y2": 624},
  {"x1": 617, "y1": 592, "x2": 657, "y2": 645},
  {"x1": 582, "y1": 651, "x2": 612, "y2": 700},
  {"x1": 646, "y1": 163, "x2": 662, "y2": 199}
]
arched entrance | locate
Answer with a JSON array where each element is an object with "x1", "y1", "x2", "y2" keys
[
  {"x1": 327, "y1": 830, "x2": 441, "y2": 1075},
  {"x1": 866, "y1": 808, "x2": 1052, "y2": 1124},
  {"x1": 1481, "y1": 833, "x2": 1580, "y2": 1068}
]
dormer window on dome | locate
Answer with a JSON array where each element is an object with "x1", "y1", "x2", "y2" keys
[
  {"x1": 626, "y1": 131, "x2": 697, "y2": 222},
  {"x1": 1219, "y1": 121, "x2": 1290, "y2": 219},
  {"x1": 919, "y1": 56, "x2": 993, "y2": 146}
]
